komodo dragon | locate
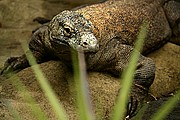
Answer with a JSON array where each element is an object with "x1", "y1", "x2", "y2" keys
[{"x1": 1, "y1": 0, "x2": 180, "y2": 119}]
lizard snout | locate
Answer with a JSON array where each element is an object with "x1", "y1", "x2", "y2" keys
[
  {"x1": 68, "y1": 32, "x2": 99, "y2": 52},
  {"x1": 80, "y1": 32, "x2": 99, "y2": 52}
]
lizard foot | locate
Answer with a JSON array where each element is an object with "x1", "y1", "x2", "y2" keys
[
  {"x1": 126, "y1": 96, "x2": 138, "y2": 119},
  {"x1": 125, "y1": 84, "x2": 149, "y2": 119},
  {"x1": 1, "y1": 57, "x2": 25, "y2": 75}
]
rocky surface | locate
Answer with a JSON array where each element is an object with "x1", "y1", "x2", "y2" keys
[{"x1": 0, "y1": 0, "x2": 179, "y2": 120}]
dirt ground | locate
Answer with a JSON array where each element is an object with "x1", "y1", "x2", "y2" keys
[{"x1": 0, "y1": 0, "x2": 179, "y2": 120}]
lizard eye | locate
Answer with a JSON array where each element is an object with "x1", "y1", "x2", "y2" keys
[
  {"x1": 64, "y1": 27, "x2": 71, "y2": 34},
  {"x1": 64, "y1": 26, "x2": 71, "y2": 37}
]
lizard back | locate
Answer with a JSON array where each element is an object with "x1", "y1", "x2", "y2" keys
[{"x1": 76, "y1": 0, "x2": 171, "y2": 54}]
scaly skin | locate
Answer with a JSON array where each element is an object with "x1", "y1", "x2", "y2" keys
[{"x1": 1, "y1": 0, "x2": 179, "y2": 119}]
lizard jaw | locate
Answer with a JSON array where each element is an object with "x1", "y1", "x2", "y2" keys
[{"x1": 52, "y1": 38, "x2": 70, "y2": 47}]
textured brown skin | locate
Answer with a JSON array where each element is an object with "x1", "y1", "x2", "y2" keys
[{"x1": 1, "y1": 0, "x2": 179, "y2": 119}]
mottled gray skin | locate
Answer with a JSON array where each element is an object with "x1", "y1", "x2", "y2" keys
[{"x1": 1, "y1": 0, "x2": 179, "y2": 119}]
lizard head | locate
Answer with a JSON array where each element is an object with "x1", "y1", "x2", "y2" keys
[{"x1": 48, "y1": 10, "x2": 99, "y2": 52}]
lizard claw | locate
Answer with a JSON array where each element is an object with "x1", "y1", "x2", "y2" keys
[
  {"x1": 1, "y1": 57, "x2": 21, "y2": 75},
  {"x1": 125, "y1": 84, "x2": 148, "y2": 119},
  {"x1": 126, "y1": 96, "x2": 138, "y2": 118}
]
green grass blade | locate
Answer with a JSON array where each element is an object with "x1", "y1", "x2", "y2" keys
[
  {"x1": 21, "y1": 42, "x2": 68, "y2": 120},
  {"x1": 131, "y1": 103, "x2": 149, "y2": 120},
  {"x1": 4, "y1": 99, "x2": 22, "y2": 120},
  {"x1": 71, "y1": 50, "x2": 94, "y2": 120},
  {"x1": 8, "y1": 74, "x2": 48, "y2": 120},
  {"x1": 151, "y1": 90, "x2": 180, "y2": 120},
  {"x1": 111, "y1": 21, "x2": 149, "y2": 120}
]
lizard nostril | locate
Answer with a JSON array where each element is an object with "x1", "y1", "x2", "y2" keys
[{"x1": 83, "y1": 42, "x2": 88, "y2": 46}]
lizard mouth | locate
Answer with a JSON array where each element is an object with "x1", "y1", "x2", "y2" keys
[{"x1": 52, "y1": 38, "x2": 70, "y2": 46}]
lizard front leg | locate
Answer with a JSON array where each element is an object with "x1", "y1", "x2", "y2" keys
[
  {"x1": 115, "y1": 45, "x2": 155, "y2": 119},
  {"x1": 127, "y1": 56, "x2": 155, "y2": 118},
  {"x1": 116, "y1": 45, "x2": 155, "y2": 119},
  {"x1": 87, "y1": 39, "x2": 155, "y2": 119},
  {"x1": 1, "y1": 26, "x2": 49, "y2": 75}
]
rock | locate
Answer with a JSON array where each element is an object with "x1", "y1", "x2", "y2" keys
[
  {"x1": 0, "y1": 60, "x2": 120, "y2": 120},
  {"x1": 148, "y1": 43, "x2": 180, "y2": 98},
  {"x1": 0, "y1": 0, "x2": 44, "y2": 28}
]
